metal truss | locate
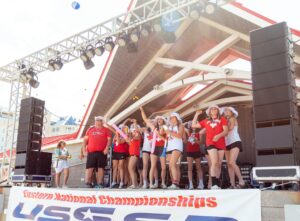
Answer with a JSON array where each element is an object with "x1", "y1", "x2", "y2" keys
[
  {"x1": 1, "y1": 78, "x2": 31, "y2": 179},
  {"x1": 0, "y1": 0, "x2": 229, "y2": 83}
]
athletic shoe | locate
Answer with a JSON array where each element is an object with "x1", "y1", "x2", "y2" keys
[
  {"x1": 210, "y1": 185, "x2": 221, "y2": 190},
  {"x1": 128, "y1": 185, "x2": 138, "y2": 189},
  {"x1": 197, "y1": 183, "x2": 204, "y2": 190},
  {"x1": 189, "y1": 185, "x2": 194, "y2": 190},
  {"x1": 167, "y1": 184, "x2": 179, "y2": 190},
  {"x1": 94, "y1": 184, "x2": 104, "y2": 189},
  {"x1": 62, "y1": 185, "x2": 68, "y2": 189},
  {"x1": 161, "y1": 184, "x2": 167, "y2": 189},
  {"x1": 142, "y1": 184, "x2": 149, "y2": 189},
  {"x1": 111, "y1": 183, "x2": 119, "y2": 189},
  {"x1": 150, "y1": 184, "x2": 158, "y2": 189},
  {"x1": 119, "y1": 183, "x2": 124, "y2": 189}
]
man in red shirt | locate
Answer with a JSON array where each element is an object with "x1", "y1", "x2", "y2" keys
[{"x1": 80, "y1": 116, "x2": 112, "y2": 188}]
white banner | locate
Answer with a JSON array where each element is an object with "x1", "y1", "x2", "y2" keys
[{"x1": 7, "y1": 187, "x2": 261, "y2": 221}]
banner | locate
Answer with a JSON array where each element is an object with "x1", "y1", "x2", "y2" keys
[{"x1": 7, "y1": 187, "x2": 261, "y2": 221}]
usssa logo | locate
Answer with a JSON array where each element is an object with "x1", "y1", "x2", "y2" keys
[{"x1": 12, "y1": 202, "x2": 238, "y2": 221}]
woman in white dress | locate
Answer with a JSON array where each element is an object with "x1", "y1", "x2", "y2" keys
[{"x1": 54, "y1": 140, "x2": 70, "y2": 188}]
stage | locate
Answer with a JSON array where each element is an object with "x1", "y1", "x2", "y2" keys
[{"x1": 1, "y1": 187, "x2": 299, "y2": 221}]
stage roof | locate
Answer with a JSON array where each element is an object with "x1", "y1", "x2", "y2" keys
[{"x1": 43, "y1": 0, "x2": 300, "y2": 147}]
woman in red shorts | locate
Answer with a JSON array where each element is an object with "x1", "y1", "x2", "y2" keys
[{"x1": 192, "y1": 105, "x2": 228, "y2": 189}]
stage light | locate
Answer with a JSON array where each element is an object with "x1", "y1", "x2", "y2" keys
[
  {"x1": 94, "y1": 41, "x2": 105, "y2": 56},
  {"x1": 205, "y1": 3, "x2": 216, "y2": 14},
  {"x1": 117, "y1": 33, "x2": 128, "y2": 47},
  {"x1": 127, "y1": 42, "x2": 138, "y2": 53},
  {"x1": 130, "y1": 29, "x2": 139, "y2": 43},
  {"x1": 83, "y1": 59, "x2": 95, "y2": 70},
  {"x1": 86, "y1": 45, "x2": 95, "y2": 59},
  {"x1": 104, "y1": 37, "x2": 115, "y2": 52},
  {"x1": 140, "y1": 24, "x2": 151, "y2": 37},
  {"x1": 48, "y1": 59, "x2": 56, "y2": 72},
  {"x1": 53, "y1": 57, "x2": 63, "y2": 70},
  {"x1": 190, "y1": 2, "x2": 205, "y2": 19},
  {"x1": 29, "y1": 77, "x2": 40, "y2": 88},
  {"x1": 80, "y1": 51, "x2": 89, "y2": 62}
]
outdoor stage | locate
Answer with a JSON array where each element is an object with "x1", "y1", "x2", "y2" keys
[{"x1": 1, "y1": 187, "x2": 300, "y2": 221}]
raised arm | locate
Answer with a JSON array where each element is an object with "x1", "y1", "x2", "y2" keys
[
  {"x1": 140, "y1": 107, "x2": 155, "y2": 130},
  {"x1": 192, "y1": 110, "x2": 203, "y2": 129}
]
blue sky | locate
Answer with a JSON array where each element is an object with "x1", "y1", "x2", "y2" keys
[{"x1": 0, "y1": 0, "x2": 299, "y2": 118}]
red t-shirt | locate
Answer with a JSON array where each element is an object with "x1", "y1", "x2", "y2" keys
[
  {"x1": 114, "y1": 141, "x2": 129, "y2": 153},
  {"x1": 199, "y1": 117, "x2": 227, "y2": 149},
  {"x1": 186, "y1": 132, "x2": 200, "y2": 152},
  {"x1": 153, "y1": 129, "x2": 165, "y2": 147},
  {"x1": 85, "y1": 126, "x2": 112, "y2": 152},
  {"x1": 129, "y1": 138, "x2": 141, "y2": 156}
]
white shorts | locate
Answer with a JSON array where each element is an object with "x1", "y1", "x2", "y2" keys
[{"x1": 55, "y1": 160, "x2": 69, "y2": 173}]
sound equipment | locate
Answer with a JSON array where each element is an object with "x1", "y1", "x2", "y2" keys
[
  {"x1": 14, "y1": 97, "x2": 52, "y2": 176},
  {"x1": 250, "y1": 22, "x2": 300, "y2": 166},
  {"x1": 252, "y1": 166, "x2": 300, "y2": 182}
]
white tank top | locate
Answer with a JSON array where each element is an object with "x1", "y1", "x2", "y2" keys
[
  {"x1": 226, "y1": 125, "x2": 241, "y2": 146},
  {"x1": 166, "y1": 125, "x2": 183, "y2": 152},
  {"x1": 142, "y1": 131, "x2": 152, "y2": 152}
]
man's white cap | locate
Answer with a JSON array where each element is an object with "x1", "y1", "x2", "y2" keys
[{"x1": 95, "y1": 116, "x2": 105, "y2": 121}]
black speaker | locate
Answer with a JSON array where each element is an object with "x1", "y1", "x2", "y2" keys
[
  {"x1": 16, "y1": 97, "x2": 44, "y2": 153},
  {"x1": 37, "y1": 152, "x2": 52, "y2": 176},
  {"x1": 250, "y1": 22, "x2": 300, "y2": 166},
  {"x1": 14, "y1": 151, "x2": 40, "y2": 175}
]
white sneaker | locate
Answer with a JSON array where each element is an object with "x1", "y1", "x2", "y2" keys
[
  {"x1": 142, "y1": 184, "x2": 149, "y2": 189},
  {"x1": 197, "y1": 183, "x2": 204, "y2": 190},
  {"x1": 128, "y1": 185, "x2": 138, "y2": 189},
  {"x1": 161, "y1": 184, "x2": 167, "y2": 189},
  {"x1": 210, "y1": 185, "x2": 221, "y2": 190},
  {"x1": 119, "y1": 183, "x2": 124, "y2": 189},
  {"x1": 62, "y1": 185, "x2": 68, "y2": 189},
  {"x1": 150, "y1": 184, "x2": 158, "y2": 189},
  {"x1": 189, "y1": 185, "x2": 194, "y2": 190},
  {"x1": 167, "y1": 184, "x2": 179, "y2": 190}
]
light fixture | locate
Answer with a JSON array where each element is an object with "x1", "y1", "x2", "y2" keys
[
  {"x1": 130, "y1": 29, "x2": 139, "y2": 43},
  {"x1": 140, "y1": 24, "x2": 152, "y2": 37},
  {"x1": 94, "y1": 41, "x2": 105, "y2": 56},
  {"x1": 205, "y1": 3, "x2": 216, "y2": 14},
  {"x1": 80, "y1": 50, "x2": 89, "y2": 62},
  {"x1": 53, "y1": 57, "x2": 63, "y2": 70},
  {"x1": 83, "y1": 59, "x2": 95, "y2": 70},
  {"x1": 104, "y1": 37, "x2": 115, "y2": 52},
  {"x1": 29, "y1": 76, "x2": 40, "y2": 88},
  {"x1": 189, "y1": 2, "x2": 205, "y2": 19},
  {"x1": 127, "y1": 42, "x2": 138, "y2": 53},
  {"x1": 117, "y1": 33, "x2": 128, "y2": 47},
  {"x1": 48, "y1": 59, "x2": 56, "y2": 72},
  {"x1": 86, "y1": 45, "x2": 95, "y2": 59}
]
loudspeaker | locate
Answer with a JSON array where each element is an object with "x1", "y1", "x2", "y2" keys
[
  {"x1": 37, "y1": 152, "x2": 52, "y2": 176},
  {"x1": 14, "y1": 151, "x2": 40, "y2": 175},
  {"x1": 250, "y1": 22, "x2": 300, "y2": 166},
  {"x1": 16, "y1": 97, "x2": 44, "y2": 153}
]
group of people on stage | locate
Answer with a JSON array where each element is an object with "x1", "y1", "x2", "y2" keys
[{"x1": 54, "y1": 104, "x2": 246, "y2": 190}]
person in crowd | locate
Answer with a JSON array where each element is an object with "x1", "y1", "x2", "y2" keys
[
  {"x1": 139, "y1": 125, "x2": 152, "y2": 189},
  {"x1": 199, "y1": 128, "x2": 212, "y2": 189},
  {"x1": 192, "y1": 105, "x2": 228, "y2": 189},
  {"x1": 80, "y1": 116, "x2": 112, "y2": 188},
  {"x1": 126, "y1": 120, "x2": 142, "y2": 188},
  {"x1": 184, "y1": 121, "x2": 204, "y2": 190},
  {"x1": 54, "y1": 140, "x2": 70, "y2": 188},
  {"x1": 140, "y1": 107, "x2": 167, "y2": 189},
  {"x1": 165, "y1": 112, "x2": 185, "y2": 189},
  {"x1": 111, "y1": 124, "x2": 129, "y2": 188},
  {"x1": 223, "y1": 106, "x2": 245, "y2": 189}
]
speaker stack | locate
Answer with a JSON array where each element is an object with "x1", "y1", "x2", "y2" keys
[
  {"x1": 14, "y1": 97, "x2": 52, "y2": 175},
  {"x1": 250, "y1": 22, "x2": 300, "y2": 166}
]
